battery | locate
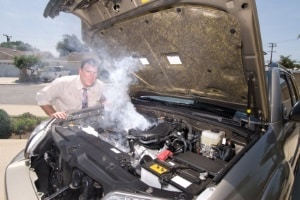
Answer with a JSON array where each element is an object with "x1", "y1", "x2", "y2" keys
[
  {"x1": 141, "y1": 160, "x2": 181, "y2": 192},
  {"x1": 141, "y1": 159, "x2": 209, "y2": 195}
]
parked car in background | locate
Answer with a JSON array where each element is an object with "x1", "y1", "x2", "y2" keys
[
  {"x1": 5, "y1": 0, "x2": 300, "y2": 200},
  {"x1": 38, "y1": 65, "x2": 71, "y2": 82}
]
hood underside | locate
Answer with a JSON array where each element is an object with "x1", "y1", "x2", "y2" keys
[
  {"x1": 94, "y1": 5, "x2": 247, "y2": 104},
  {"x1": 44, "y1": 0, "x2": 268, "y2": 120}
]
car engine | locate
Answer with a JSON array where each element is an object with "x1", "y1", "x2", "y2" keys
[{"x1": 29, "y1": 106, "x2": 248, "y2": 200}]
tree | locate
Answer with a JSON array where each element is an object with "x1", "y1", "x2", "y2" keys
[
  {"x1": 0, "y1": 41, "x2": 38, "y2": 51},
  {"x1": 0, "y1": 109, "x2": 11, "y2": 139},
  {"x1": 278, "y1": 55, "x2": 299, "y2": 69},
  {"x1": 14, "y1": 55, "x2": 41, "y2": 82},
  {"x1": 56, "y1": 34, "x2": 90, "y2": 57}
]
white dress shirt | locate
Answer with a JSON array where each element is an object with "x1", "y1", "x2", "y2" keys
[{"x1": 36, "y1": 75, "x2": 104, "y2": 112}]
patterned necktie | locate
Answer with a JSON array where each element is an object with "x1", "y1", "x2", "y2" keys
[{"x1": 82, "y1": 88, "x2": 88, "y2": 109}]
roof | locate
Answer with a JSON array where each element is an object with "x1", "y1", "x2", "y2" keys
[
  {"x1": 0, "y1": 47, "x2": 25, "y2": 60},
  {"x1": 0, "y1": 46, "x2": 54, "y2": 61}
]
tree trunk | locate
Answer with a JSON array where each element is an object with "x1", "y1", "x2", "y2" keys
[{"x1": 19, "y1": 68, "x2": 30, "y2": 82}]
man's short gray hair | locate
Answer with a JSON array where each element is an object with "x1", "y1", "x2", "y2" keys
[{"x1": 81, "y1": 58, "x2": 99, "y2": 69}]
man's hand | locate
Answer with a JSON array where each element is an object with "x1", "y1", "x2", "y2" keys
[
  {"x1": 50, "y1": 111, "x2": 67, "y2": 119},
  {"x1": 40, "y1": 105, "x2": 67, "y2": 119}
]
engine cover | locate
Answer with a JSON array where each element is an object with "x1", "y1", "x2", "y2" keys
[
  {"x1": 128, "y1": 121, "x2": 174, "y2": 149},
  {"x1": 52, "y1": 126, "x2": 148, "y2": 193}
]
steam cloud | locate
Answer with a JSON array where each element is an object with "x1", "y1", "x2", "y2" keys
[{"x1": 99, "y1": 56, "x2": 152, "y2": 131}]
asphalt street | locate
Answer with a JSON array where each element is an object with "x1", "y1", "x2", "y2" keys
[{"x1": 0, "y1": 77, "x2": 48, "y2": 116}]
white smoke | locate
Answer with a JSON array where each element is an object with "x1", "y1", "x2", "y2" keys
[{"x1": 100, "y1": 56, "x2": 152, "y2": 131}]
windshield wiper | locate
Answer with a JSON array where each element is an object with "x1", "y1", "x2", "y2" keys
[
  {"x1": 138, "y1": 96, "x2": 235, "y2": 117},
  {"x1": 139, "y1": 95, "x2": 195, "y2": 105}
]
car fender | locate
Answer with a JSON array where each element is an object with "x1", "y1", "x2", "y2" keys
[
  {"x1": 207, "y1": 130, "x2": 285, "y2": 200},
  {"x1": 260, "y1": 161, "x2": 293, "y2": 200}
]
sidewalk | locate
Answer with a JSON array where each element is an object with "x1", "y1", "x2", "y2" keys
[
  {"x1": 0, "y1": 77, "x2": 19, "y2": 84},
  {"x1": 0, "y1": 104, "x2": 47, "y2": 117},
  {"x1": 0, "y1": 139, "x2": 28, "y2": 200}
]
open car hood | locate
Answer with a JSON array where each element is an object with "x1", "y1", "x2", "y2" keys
[{"x1": 44, "y1": 0, "x2": 268, "y2": 121}]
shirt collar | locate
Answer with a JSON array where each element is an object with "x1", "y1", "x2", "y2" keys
[{"x1": 75, "y1": 75, "x2": 85, "y2": 90}]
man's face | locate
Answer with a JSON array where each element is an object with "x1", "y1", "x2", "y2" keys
[{"x1": 79, "y1": 64, "x2": 98, "y2": 87}]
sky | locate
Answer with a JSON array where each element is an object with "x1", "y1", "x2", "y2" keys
[{"x1": 0, "y1": 0, "x2": 299, "y2": 62}]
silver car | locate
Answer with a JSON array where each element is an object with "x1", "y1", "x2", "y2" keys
[{"x1": 38, "y1": 66, "x2": 71, "y2": 82}]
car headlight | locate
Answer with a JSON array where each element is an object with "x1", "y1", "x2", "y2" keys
[{"x1": 25, "y1": 119, "x2": 53, "y2": 157}]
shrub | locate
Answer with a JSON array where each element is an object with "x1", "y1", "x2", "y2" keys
[
  {"x1": 10, "y1": 112, "x2": 43, "y2": 136},
  {"x1": 0, "y1": 109, "x2": 11, "y2": 139}
]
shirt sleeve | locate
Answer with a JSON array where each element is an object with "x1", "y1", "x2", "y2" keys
[{"x1": 36, "y1": 79, "x2": 63, "y2": 106}]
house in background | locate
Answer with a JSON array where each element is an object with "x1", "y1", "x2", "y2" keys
[
  {"x1": 0, "y1": 47, "x2": 54, "y2": 77},
  {"x1": 0, "y1": 47, "x2": 94, "y2": 77}
]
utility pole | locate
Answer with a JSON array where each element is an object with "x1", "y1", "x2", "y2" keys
[
  {"x1": 3, "y1": 34, "x2": 12, "y2": 42},
  {"x1": 268, "y1": 42, "x2": 276, "y2": 63}
]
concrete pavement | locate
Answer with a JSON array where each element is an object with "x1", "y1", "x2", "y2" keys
[
  {"x1": 0, "y1": 104, "x2": 47, "y2": 117},
  {"x1": 0, "y1": 77, "x2": 19, "y2": 84},
  {"x1": 0, "y1": 139, "x2": 28, "y2": 200}
]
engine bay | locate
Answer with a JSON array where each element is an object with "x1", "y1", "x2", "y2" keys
[{"x1": 29, "y1": 105, "x2": 251, "y2": 199}]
